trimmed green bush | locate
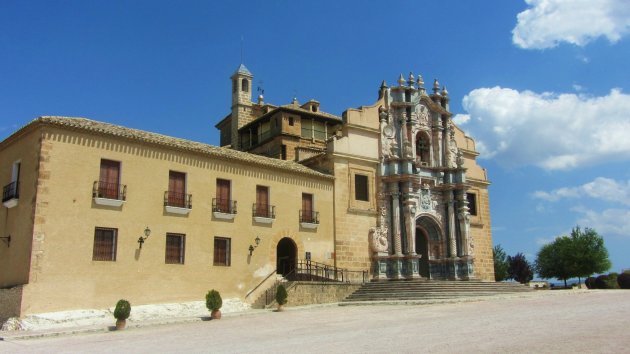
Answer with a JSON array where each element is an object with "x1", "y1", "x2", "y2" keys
[
  {"x1": 585, "y1": 277, "x2": 596, "y2": 289},
  {"x1": 205, "y1": 289, "x2": 222, "y2": 311},
  {"x1": 275, "y1": 285, "x2": 288, "y2": 306},
  {"x1": 606, "y1": 272, "x2": 620, "y2": 289},
  {"x1": 595, "y1": 274, "x2": 610, "y2": 289},
  {"x1": 618, "y1": 272, "x2": 630, "y2": 289},
  {"x1": 114, "y1": 299, "x2": 131, "y2": 320}
]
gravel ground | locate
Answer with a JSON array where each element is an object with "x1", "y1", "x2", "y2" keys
[{"x1": 1, "y1": 290, "x2": 628, "y2": 354}]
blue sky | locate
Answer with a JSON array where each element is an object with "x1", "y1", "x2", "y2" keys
[{"x1": 2, "y1": 1, "x2": 629, "y2": 275}]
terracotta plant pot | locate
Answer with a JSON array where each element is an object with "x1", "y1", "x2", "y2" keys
[
  {"x1": 211, "y1": 309, "x2": 222, "y2": 320},
  {"x1": 115, "y1": 319, "x2": 126, "y2": 330},
  {"x1": 276, "y1": 304, "x2": 284, "y2": 312}
]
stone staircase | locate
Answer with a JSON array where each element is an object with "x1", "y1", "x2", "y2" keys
[{"x1": 342, "y1": 280, "x2": 534, "y2": 304}]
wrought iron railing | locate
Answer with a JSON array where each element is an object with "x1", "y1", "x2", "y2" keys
[
  {"x1": 213, "y1": 198, "x2": 237, "y2": 214},
  {"x1": 92, "y1": 181, "x2": 126, "y2": 201},
  {"x1": 164, "y1": 191, "x2": 192, "y2": 209},
  {"x1": 252, "y1": 204, "x2": 275, "y2": 219},
  {"x1": 299, "y1": 210, "x2": 319, "y2": 224},
  {"x1": 262, "y1": 260, "x2": 368, "y2": 307},
  {"x1": 2, "y1": 181, "x2": 19, "y2": 203}
]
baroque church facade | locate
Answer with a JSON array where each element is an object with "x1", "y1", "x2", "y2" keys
[{"x1": 0, "y1": 64, "x2": 493, "y2": 320}]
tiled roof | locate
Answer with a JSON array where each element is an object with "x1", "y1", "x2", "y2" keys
[
  {"x1": 9, "y1": 116, "x2": 333, "y2": 180},
  {"x1": 233, "y1": 64, "x2": 252, "y2": 76}
]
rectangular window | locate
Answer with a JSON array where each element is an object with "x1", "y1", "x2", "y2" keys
[
  {"x1": 281, "y1": 145, "x2": 287, "y2": 160},
  {"x1": 288, "y1": 117, "x2": 294, "y2": 126},
  {"x1": 98, "y1": 159, "x2": 121, "y2": 199},
  {"x1": 255, "y1": 185, "x2": 270, "y2": 217},
  {"x1": 12, "y1": 161, "x2": 21, "y2": 183},
  {"x1": 214, "y1": 237, "x2": 231, "y2": 266},
  {"x1": 3, "y1": 161, "x2": 21, "y2": 202},
  {"x1": 301, "y1": 119, "x2": 312, "y2": 138},
  {"x1": 168, "y1": 171, "x2": 186, "y2": 208},
  {"x1": 92, "y1": 227, "x2": 117, "y2": 261},
  {"x1": 355, "y1": 174, "x2": 369, "y2": 202},
  {"x1": 216, "y1": 178, "x2": 231, "y2": 212},
  {"x1": 165, "y1": 233, "x2": 185, "y2": 264},
  {"x1": 302, "y1": 193, "x2": 314, "y2": 222},
  {"x1": 467, "y1": 193, "x2": 478, "y2": 216}
]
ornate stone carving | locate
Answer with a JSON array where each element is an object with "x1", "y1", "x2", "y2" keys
[
  {"x1": 456, "y1": 150, "x2": 465, "y2": 168},
  {"x1": 418, "y1": 105, "x2": 429, "y2": 126},
  {"x1": 369, "y1": 225, "x2": 389, "y2": 253},
  {"x1": 369, "y1": 205, "x2": 390, "y2": 253}
]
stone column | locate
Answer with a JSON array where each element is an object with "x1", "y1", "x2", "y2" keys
[
  {"x1": 391, "y1": 184, "x2": 402, "y2": 256},
  {"x1": 447, "y1": 190, "x2": 457, "y2": 258},
  {"x1": 457, "y1": 190, "x2": 470, "y2": 257},
  {"x1": 404, "y1": 185, "x2": 417, "y2": 256}
]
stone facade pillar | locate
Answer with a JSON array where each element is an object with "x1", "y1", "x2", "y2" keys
[
  {"x1": 457, "y1": 190, "x2": 470, "y2": 257},
  {"x1": 447, "y1": 191, "x2": 457, "y2": 258},
  {"x1": 391, "y1": 184, "x2": 402, "y2": 256}
]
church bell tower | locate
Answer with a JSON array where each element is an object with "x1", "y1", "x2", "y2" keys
[{"x1": 230, "y1": 64, "x2": 253, "y2": 150}]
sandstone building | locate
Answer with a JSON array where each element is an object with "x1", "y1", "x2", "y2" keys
[{"x1": 0, "y1": 65, "x2": 493, "y2": 320}]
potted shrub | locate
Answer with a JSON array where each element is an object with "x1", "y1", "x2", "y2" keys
[
  {"x1": 275, "y1": 284, "x2": 288, "y2": 311},
  {"x1": 206, "y1": 289, "x2": 223, "y2": 320},
  {"x1": 113, "y1": 299, "x2": 131, "y2": 330}
]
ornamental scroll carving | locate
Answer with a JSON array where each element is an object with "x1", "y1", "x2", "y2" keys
[{"x1": 369, "y1": 207, "x2": 389, "y2": 253}]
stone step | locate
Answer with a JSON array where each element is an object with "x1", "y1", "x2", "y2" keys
[{"x1": 342, "y1": 280, "x2": 533, "y2": 303}]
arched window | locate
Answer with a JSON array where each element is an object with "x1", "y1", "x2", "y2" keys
[
  {"x1": 416, "y1": 132, "x2": 430, "y2": 165},
  {"x1": 232, "y1": 79, "x2": 237, "y2": 93},
  {"x1": 241, "y1": 78, "x2": 249, "y2": 92}
]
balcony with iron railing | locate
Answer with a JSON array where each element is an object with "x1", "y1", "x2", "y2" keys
[
  {"x1": 299, "y1": 210, "x2": 319, "y2": 229},
  {"x1": 2, "y1": 181, "x2": 19, "y2": 208},
  {"x1": 252, "y1": 204, "x2": 275, "y2": 223},
  {"x1": 164, "y1": 191, "x2": 192, "y2": 215},
  {"x1": 92, "y1": 181, "x2": 126, "y2": 207},
  {"x1": 213, "y1": 198, "x2": 237, "y2": 220}
]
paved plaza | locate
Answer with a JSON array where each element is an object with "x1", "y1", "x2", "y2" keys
[{"x1": 1, "y1": 290, "x2": 628, "y2": 353}]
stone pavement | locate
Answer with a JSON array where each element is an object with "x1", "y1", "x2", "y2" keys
[{"x1": 0, "y1": 290, "x2": 628, "y2": 353}]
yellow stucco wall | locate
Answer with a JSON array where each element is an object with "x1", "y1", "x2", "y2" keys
[
  {"x1": 0, "y1": 128, "x2": 40, "y2": 288},
  {"x1": 18, "y1": 125, "x2": 334, "y2": 315}
]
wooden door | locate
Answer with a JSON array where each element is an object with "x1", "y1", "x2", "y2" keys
[
  {"x1": 99, "y1": 159, "x2": 120, "y2": 199},
  {"x1": 302, "y1": 193, "x2": 313, "y2": 222},
  {"x1": 168, "y1": 171, "x2": 186, "y2": 207},
  {"x1": 256, "y1": 186, "x2": 269, "y2": 217},
  {"x1": 216, "y1": 179, "x2": 231, "y2": 212}
]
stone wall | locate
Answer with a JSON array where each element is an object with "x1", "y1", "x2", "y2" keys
[
  {"x1": 471, "y1": 187, "x2": 495, "y2": 281},
  {"x1": 283, "y1": 282, "x2": 361, "y2": 306},
  {"x1": 0, "y1": 285, "x2": 23, "y2": 321}
]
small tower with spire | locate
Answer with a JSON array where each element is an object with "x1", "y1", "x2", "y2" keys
[{"x1": 230, "y1": 64, "x2": 254, "y2": 149}]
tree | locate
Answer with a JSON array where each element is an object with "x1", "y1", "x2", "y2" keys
[
  {"x1": 569, "y1": 227, "x2": 611, "y2": 282},
  {"x1": 534, "y1": 227, "x2": 611, "y2": 286},
  {"x1": 507, "y1": 253, "x2": 533, "y2": 284},
  {"x1": 493, "y1": 244, "x2": 510, "y2": 281},
  {"x1": 535, "y1": 236, "x2": 574, "y2": 287}
]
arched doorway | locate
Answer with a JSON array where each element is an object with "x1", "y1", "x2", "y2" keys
[
  {"x1": 415, "y1": 228, "x2": 430, "y2": 278},
  {"x1": 416, "y1": 216, "x2": 444, "y2": 279},
  {"x1": 276, "y1": 237, "x2": 297, "y2": 276}
]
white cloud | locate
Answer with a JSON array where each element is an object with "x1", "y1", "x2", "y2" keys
[
  {"x1": 512, "y1": 0, "x2": 630, "y2": 49},
  {"x1": 573, "y1": 207, "x2": 630, "y2": 237},
  {"x1": 453, "y1": 114, "x2": 470, "y2": 125},
  {"x1": 536, "y1": 237, "x2": 555, "y2": 245},
  {"x1": 458, "y1": 87, "x2": 630, "y2": 170},
  {"x1": 533, "y1": 177, "x2": 630, "y2": 205}
]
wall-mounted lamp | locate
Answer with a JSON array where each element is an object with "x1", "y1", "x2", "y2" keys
[
  {"x1": 248, "y1": 236, "x2": 261, "y2": 256},
  {"x1": 0, "y1": 235, "x2": 10, "y2": 247},
  {"x1": 137, "y1": 227, "x2": 151, "y2": 249}
]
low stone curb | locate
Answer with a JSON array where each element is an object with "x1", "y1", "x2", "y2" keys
[{"x1": 0, "y1": 309, "x2": 270, "y2": 341}]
